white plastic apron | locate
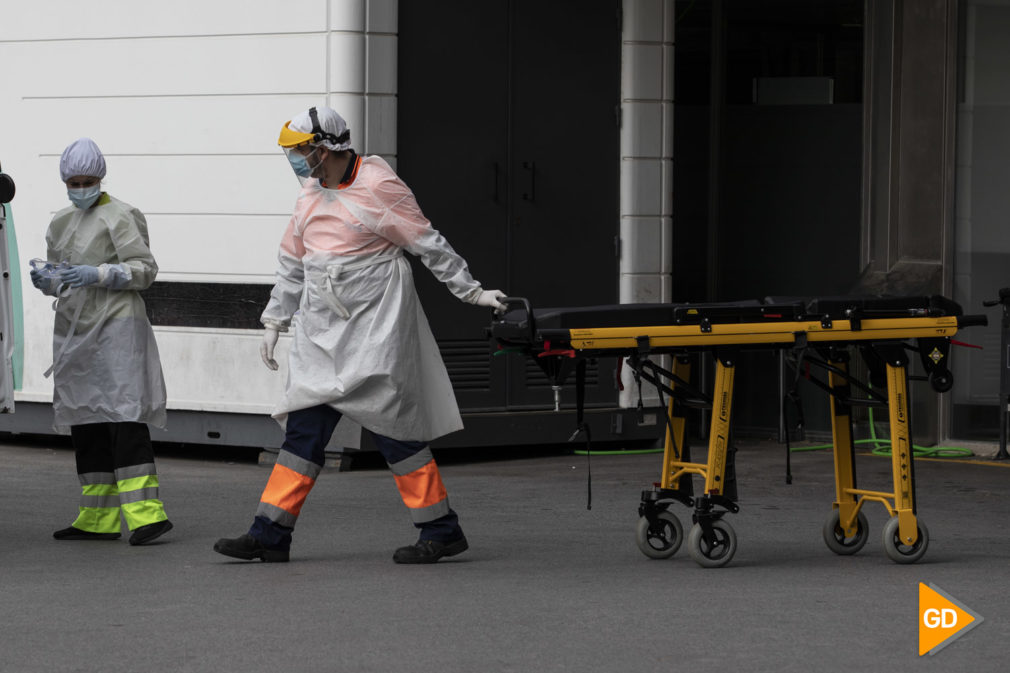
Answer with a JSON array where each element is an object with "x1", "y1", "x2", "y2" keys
[{"x1": 273, "y1": 249, "x2": 463, "y2": 442}]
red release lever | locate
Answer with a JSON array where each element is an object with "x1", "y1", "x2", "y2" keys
[
  {"x1": 538, "y1": 349, "x2": 576, "y2": 358},
  {"x1": 538, "y1": 339, "x2": 575, "y2": 358}
]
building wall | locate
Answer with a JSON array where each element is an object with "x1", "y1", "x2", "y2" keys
[
  {"x1": 0, "y1": 0, "x2": 396, "y2": 417},
  {"x1": 0, "y1": 0, "x2": 679, "y2": 439}
]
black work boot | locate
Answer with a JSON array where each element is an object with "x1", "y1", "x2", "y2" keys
[
  {"x1": 53, "y1": 526, "x2": 120, "y2": 541},
  {"x1": 213, "y1": 533, "x2": 290, "y2": 562},
  {"x1": 393, "y1": 535, "x2": 469, "y2": 564},
  {"x1": 129, "y1": 520, "x2": 173, "y2": 546}
]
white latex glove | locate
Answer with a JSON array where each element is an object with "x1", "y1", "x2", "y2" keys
[
  {"x1": 260, "y1": 327, "x2": 280, "y2": 371},
  {"x1": 472, "y1": 289, "x2": 506, "y2": 311}
]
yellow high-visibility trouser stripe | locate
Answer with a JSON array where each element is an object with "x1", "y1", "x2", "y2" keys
[
  {"x1": 117, "y1": 474, "x2": 167, "y2": 530},
  {"x1": 73, "y1": 483, "x2": 121, "y2": 534},
  {"x1": 117, "y1": 475, "x2": 158, "y2": 493}
]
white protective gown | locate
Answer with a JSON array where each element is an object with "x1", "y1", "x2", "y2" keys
[
  {"x1": 45, "y1": 194, "x2": 167, "y2": 433},
  {"x1": 262, "y1": 156, "x2": 483, "y2": 442}
]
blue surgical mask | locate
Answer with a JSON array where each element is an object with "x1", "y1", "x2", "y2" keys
[
  {"x1": 68, "y1": 184, "x2": 101, "y2": 209},
  {"x1": 286, "y1": 148, "x2": 321, "y2": 179},
  {"x1": 287, "y1": 153, "x2": 311, "y2": 178}
]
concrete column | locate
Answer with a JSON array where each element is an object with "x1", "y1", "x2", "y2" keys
[
  {"x1": 327, "y1": 0, "x2": 398, "y2": 166},
  {"x1": 619, "y1": 0, "x2": 675, "y2": 407},
  {"x1": 861, "y1": 0, "x2": 959, "y2": 444},
  {"x1": 861, "y1": 0, "x2": 958, "y2": 295}
]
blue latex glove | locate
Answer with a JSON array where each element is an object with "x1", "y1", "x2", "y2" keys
[
  {"x1": 59, "y1": 264, "x2": 100, "y2": 288},
  {"x1": 29, "y1": 268, "x2": 45, "y2": 290}
]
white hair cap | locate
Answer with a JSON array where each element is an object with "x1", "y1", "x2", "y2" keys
[
  {"x1": 60, "y1": 138, "x2": 107, "y2": 182},
  {"x1": 290, "y1": 107, "x2": 352, "y2": 151}
]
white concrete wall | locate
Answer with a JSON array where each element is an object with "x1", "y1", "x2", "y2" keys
[
  {"x1": 619, "y1": 0, "x2": 675, "y2": 407},
  {"x1": 0, "y1": 0, "x2": 396, "y2": 414}
]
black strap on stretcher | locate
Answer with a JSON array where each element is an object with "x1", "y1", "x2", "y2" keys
[
  {"x1": 570, "y1": 346, "x2": 706, "y2": 510},
  {"x1": 781, "y1": 342, "x2": 808, "y2": 485},
  {"x1": 568, "y1": 351, "x2": 694, "y2": 511},
  {"x1": 630, "y1": 355, "x2": 697, "y2": 463},
  {"x1": 568, "y1": 359, "x2": 592, "y2": 510}
]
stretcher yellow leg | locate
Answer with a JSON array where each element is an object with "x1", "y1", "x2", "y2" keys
[
  {"x1": 704, "y1": 355, "x2": 735, "y2": 496},
  {"x1": 821, "y1": 352, "x2": 873, "y2": 555},
  {"x1": 824, "y1": 348, "x2": 928, "y2": 562},
  {"x1": 636, "y1": 357, "x2": 696, "y2": 561},
  {"x1": 660, "y1": 357, "x2": 694, "y2": 490},
  {"x1": 886, "y1": 359, "x2": 919, "y2": 546},
  {"x1": 828, "y1": 356, "x2": 860, "y2": 535},
  {"x1": 684, "y1": 351, "x2": 740, "y2": 568}
]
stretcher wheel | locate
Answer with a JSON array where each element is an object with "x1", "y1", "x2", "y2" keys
[
  {"x1": 687, "y1": 520, "x2": 737, "y2": 568},
  {"x1": 881, "y1": 516, "x2": 929, "y2": 564},
  {"x1": 635, "y1": 511, "x2": 683, "y2": 559},
  {"x1": 822, "y1": 510, "x2": 869, "y2": 555}
]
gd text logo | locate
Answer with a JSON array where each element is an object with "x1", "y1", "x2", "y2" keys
[{"x1": 918, "y1": 583, "x2": 983, "y2": 656}]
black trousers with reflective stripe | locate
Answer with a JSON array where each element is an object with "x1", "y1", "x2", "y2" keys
[{"x1": 71, "y1": 422, "x2": 156, "y2": 474}]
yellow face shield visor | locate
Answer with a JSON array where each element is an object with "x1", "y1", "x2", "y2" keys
[{"x1": 278, "y1": 121, "x2": 317, "y2": 149}]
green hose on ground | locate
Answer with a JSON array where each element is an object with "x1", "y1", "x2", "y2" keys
[
  {"x1": 573, "y1": 386, "x2": 974, "y2": 458},
  {"x1": 572, "y1": 448, "x2": 663, "y2": 455},
  {"x1": 789, "y1": 403, "x2": 974, "y2": 458}
]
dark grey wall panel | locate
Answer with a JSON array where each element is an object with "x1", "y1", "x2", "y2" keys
[{"x1": 719, "y1": 104, "x2": 863, "y2": 299}]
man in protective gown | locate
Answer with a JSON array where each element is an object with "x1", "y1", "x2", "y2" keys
[{"x1": 214, "y1": 106, "x2": 504, "y2": 564}]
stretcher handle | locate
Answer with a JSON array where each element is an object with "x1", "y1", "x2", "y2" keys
[
  {"x1": 498, "y1": 297, "x2": 536, "y2": 344},
  {"x1": 957, "y1": 314, "x2": 989, "y2": 328},
  {"x1": 498, "y1": 296, "x2": 533, "y2": 315}
]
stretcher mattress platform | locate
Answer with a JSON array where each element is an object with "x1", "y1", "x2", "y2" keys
[{"x1": 489, "y1": 295, "x2": 987, "y2": 568}]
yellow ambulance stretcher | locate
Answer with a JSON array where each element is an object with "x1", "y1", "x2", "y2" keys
[{"x1": 489, "y1": 296, "x2": 987, "y2": 568}]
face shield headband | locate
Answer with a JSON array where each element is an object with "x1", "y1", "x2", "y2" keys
[{"x1": 308, "y1": 107, "x2": 350, "y2": 147}]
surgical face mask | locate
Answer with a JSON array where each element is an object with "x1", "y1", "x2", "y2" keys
[
  {"x1": 67, "y1": 184, "x2": 101, "y2": 209},
  {"x1": 286, "y1": 147, "x2": 322, "y2": 179}
]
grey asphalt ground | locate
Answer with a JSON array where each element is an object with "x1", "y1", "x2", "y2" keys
[{"x1": 0, "y1": 435, "x2": 1007, "y2": 673}]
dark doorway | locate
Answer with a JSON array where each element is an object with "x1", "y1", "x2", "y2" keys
[
  {"x1": 398, "y1": 1, "x2": 622, "y2": 416},
  {"x1": 673, "y1": 0, "x2": 865, "y2": 436}
]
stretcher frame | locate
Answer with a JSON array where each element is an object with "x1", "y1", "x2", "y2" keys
[{"x1": 489, "y1": 297, "x2": 987, "y2": 568}]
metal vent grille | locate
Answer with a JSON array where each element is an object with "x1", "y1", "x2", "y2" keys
[
  {"x1": 142, "y1": 281, "x2": 270, "y2": 329},
  {"x1": 525, "y1": 359, "x2": 601, "y2": 388},
  {"x1": 438, "y1": 340, "x2": 493, "y2": 391}
]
